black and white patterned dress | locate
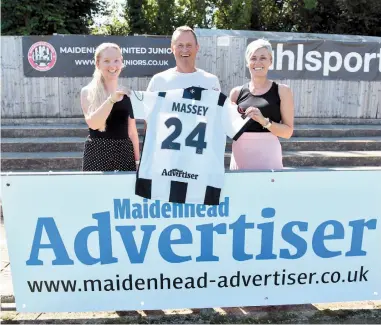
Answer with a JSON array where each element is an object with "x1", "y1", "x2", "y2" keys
[{"x1": 82, "y1": 95, "x2": 137, "y2": 172}]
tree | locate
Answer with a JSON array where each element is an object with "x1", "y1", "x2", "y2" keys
[
  {"x1": 91, "y1": 14, "x2": 130, "y2": 36},
  {"x1": 264, "y1": 0, "x2": 381, "y2": 36},
  {"x1": 213, "y1": 0, "x2": 253, "y2": 30},
  {"x1": 126, "y1": 0, "x2": 150, "y2": 34},
  {"x1": 176, "y1": 0, "x2": 215, "y2": 29},
  {"x1": 91, "y1": 1, "x2": 130, "y2": 35},
  {"x1": 150, "y1": 0, "x2": 178, "y2": 35},
  {"x1": 335, "y1": 0, "x2": 381, "y2": 36},
  {"x1": 1, "y1": 0, "x2": 106, "y2": 35},
  {"x1": 294, "y1": 0, "x2": 341, "y2": 34}
]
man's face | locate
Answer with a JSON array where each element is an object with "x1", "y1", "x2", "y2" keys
[{"x1": 171, "y1": 31, "x2": 199, "y2": 70}]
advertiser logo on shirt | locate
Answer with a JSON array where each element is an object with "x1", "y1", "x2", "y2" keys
[{"x1": 162, "y1": 168, "x2": 199, "y2": 180}]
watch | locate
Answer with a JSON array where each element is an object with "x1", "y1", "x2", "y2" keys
[{"x1": 263, "y1": 118, "x2": 272, "y2": 129}]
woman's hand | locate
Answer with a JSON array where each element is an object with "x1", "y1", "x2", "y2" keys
[
  {"x1": 244, "y1": 106, "x2": 267, "y2": 126},
  {"x1": 110, "y1": 88, "x2": 130, "y2": 102}
]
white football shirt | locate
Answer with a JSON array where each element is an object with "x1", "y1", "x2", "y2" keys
[{"x1": 130, "y1": 87, "x2": 252, "y2": 205}]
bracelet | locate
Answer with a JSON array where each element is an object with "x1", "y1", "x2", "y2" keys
[
  {"x1": 108, "y1": 95, "x2": 116, "y2": 104},
  {"x1": 135, "y1": 160, "x2": 140, "y2": 164},
  {"x1": 263, "y1": 118, "x2": 272, "y2": 129}
]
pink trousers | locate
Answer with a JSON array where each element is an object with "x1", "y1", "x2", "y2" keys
[{"x1": 230, "y1": 132, "x2": 283, "y2": 170}]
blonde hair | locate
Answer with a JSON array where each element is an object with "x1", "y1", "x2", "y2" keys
[
  {"x1": 171, "y1": 26, "x2": 198, "y2": 45},
  {"x1": 86, "y1": 42, "x2": 122, "y2": 131},
  {"x1": 245, "y1": 39, "x2": 273, "y2": 65}
]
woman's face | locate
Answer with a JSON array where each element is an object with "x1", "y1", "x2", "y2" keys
[
  {"x1": 248, "y1": 47, "x2": 272, "y2": 77},
  {"x1": 97, "y1": 47, "x2": 123, "y2": 81}
]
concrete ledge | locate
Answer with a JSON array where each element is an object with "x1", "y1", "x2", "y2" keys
[
  {"x1": 2, "y1": 136, "x2": 381, "y2": 152},
  {"x1": 1, "y1": 118, "x2": 85, "y2": 125},
  {"x1": 2, "y1": 151, "x2": 381, "y2": 171},
  {"x1": 1, "y1": 301, "x2": 381, "y2": 323},
  {"x1": 2, "y1": 117, "x2": 381, "y2": 125},
  {"x1": 2, "y1": 125, "x2": 381, "y2": 138}
]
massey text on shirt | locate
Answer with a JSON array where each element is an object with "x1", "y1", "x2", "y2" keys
[{"x1": 172, "y1": 102, "x2": 209, "y2": 116}]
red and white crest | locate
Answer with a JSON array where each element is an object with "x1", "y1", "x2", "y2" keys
[{"x1": 28, "y1": 41, "x2": 57, "y2": 72}]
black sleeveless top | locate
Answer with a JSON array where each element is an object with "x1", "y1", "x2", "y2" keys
[
  {"x1": 236, "y1": 82, "x2": 281, "y2": 132},
  {"x1": 89, "y1": 95, "x2": 134, "y2": 139}
]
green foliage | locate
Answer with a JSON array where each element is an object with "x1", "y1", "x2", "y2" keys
[
  {"x1": 335, "y1": 0, "x2": 381, "y2": 36},
  {"x1": 304, "y1": 0, "x2": 317, "y2": 10},
  {"x1": 91, "y1": 1, "x2": 129, "y2": 35},
  {"x1": 2, "y1": 0, "x2": 380, "y2": 36},
  {"x1": 213, "y1": 0, "x2": 253, "y2": 30},
  {"x1": 177, "y1": 0, "x2": 216, "y2": 28},
  {"x1": 149, "y1": 0, "x2": 179, "y2": 35},
  {"x1": 1, "y1": 0, "x2": 106, "y2": 35},
  {"x1": 126, "y1": 0, "x2": 150, "y2": 34},
  {"x1": 91, "y1": 15, "x2": 130, "y2": 36},
  {"x1": 126, "y1": 0, "x2": 216, "y2": 36}
]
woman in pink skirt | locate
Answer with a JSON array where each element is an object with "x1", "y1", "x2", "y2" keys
[{"x1": 229, "y1": 39, "x2": 295, "y2": 170}]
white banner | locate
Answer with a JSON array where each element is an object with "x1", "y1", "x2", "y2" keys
[{"x1": 1, "y1": 170, "x2": 381, "y2": 312}]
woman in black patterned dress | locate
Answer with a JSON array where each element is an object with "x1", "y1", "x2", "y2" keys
[{"x1": 80, "y1": 43, "x2": 140, "y2": 172}]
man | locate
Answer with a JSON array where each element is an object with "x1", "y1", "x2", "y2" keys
[{"x1": 147, "y1": 26, "x2": 221, "y2": 92}]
